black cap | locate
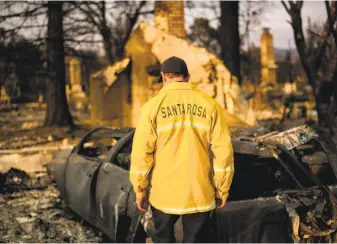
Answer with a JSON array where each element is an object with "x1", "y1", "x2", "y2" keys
[{"x1": 158, "y1": 56, "x2": 189, "y2": 83}]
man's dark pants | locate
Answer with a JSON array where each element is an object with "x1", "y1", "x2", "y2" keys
[{"x1": 151, "y1": 206, "x2": 215, "y2": 243}]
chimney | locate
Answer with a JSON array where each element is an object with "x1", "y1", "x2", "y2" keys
[
  {"x1": 260, "y1": 27, "x2": 277, "y2": 85},
  {"x1": 154, "y1": 1, "x2": 186, "y2": 39}
]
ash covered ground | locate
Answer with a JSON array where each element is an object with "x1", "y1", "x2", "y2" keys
[
  {"x1": 0, "y1": 165, "x2": 105, "y2": 243},
  {"x1": 0, "y1": 183, "x2": 103, "y2": 242},
  {"x1": 0, "y1": 103, "x2": 105, "y2": 242}
]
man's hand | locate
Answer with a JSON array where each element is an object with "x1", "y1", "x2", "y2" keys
[
  {"x1": 136, "y1": 197, "x2": 148, "y2": 212},
  {"x1": 216, "y1": 198, "x2": 227, "y2": 209}
]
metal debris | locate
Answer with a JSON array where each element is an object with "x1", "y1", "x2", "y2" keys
[
  {"x1": 279, "y1": 190, "x2": 337, "y2": 242},
  {"x1": 254, "y1": 125, "x2": 318, "y2": 150}
]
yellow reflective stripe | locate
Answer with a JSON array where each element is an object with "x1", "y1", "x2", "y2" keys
[
  {"x1": 214, "y1": 164, "x2": 234, "y2": 173},
  {"x1": 157, "y1": 121, "x2": 209, "y2": 132},
  {"x1": 153, "y1": 202, "x2": 216, "y2": 214},
  {"x1": 130, "y1": 169, "x2": 149, "y2": 175}
]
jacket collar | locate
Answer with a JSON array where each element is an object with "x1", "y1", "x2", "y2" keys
[{"x1": 160, "y1": 82, "x2": 195, "y2": 92}]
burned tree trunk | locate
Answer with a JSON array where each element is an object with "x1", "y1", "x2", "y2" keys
[
  {"x1": 44, "y1": 1, "x2": 73, "y2": 127},
  {"x1": 73, "y1": 1, "x2": 149, "y2": 63},
  {"x1": 219, "y1": 1, "x2": 241, "y2": 85},
  {"x1": 282, "y1": 1, "x2": 337, "y2": 133},
  {"x1": 101, "y1": 28, "x2": 114, "y2": 64},
  {"x1": 99, "y1": 1, "x2": 114, "y2": 64},
  {"x1": 284, "y1": 1, "x2": 325, "y2": 124}
]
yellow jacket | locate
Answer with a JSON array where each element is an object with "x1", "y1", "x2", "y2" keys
[{"x1": 130, "y1": 82, "x2": 234, "y2": 214}]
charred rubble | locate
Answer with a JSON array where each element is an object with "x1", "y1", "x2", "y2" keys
[
  {"x1": 0, "y1": 168, "x2": 103, "y2": 243},
  {"x1": 46, "y1": 125, "x2": 337, "y2": 242}
]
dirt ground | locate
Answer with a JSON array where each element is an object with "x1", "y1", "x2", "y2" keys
[{"x1": 0, "y1": 103, "x2": 92, "y2": 149}]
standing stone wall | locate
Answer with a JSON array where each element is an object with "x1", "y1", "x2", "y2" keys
[
  {"x1": 260, "y1": 28, "x2": 277, "y2": 86},
  {"x1": 67, "y1": 57, "x2": 87, "y2": 110}
]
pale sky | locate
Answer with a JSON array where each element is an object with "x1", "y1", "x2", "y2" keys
[
  {"x1": 247, "y1": 1, "x2": 327, "y2": 49},
  {"x1": 182, "y1": 1, "x2": 328, "y2": 50},
  {"x1": 2, "y1": 1, "x2": 328, "y2": 52}
]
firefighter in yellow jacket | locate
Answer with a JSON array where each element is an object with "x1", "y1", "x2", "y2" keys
[{"x1": 130, "y1": 56, "x2": 234, "y2": 243}]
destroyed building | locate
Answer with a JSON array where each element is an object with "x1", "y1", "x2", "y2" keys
[{"x1": 90, "y1": 1, "x2": 257, "y2": 128}]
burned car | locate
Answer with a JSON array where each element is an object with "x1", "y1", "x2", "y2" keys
[{"x1": 48, "y1": 125, "x2": 337, "y2": 242}]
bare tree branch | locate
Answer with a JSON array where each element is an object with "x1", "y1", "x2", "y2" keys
[
  {"x1": 307, "y1": 29, "x2": 332, "y2": 48},
  {"x1": 139, "y1": 10, "x2": 154, "y2": 15},
  {"x1": 313, "y1": 1, "x2": 337, "y2": 68},
  {"x1": 74, "y1": 3, "x2": 100, "y2": 28},
  {"x1": 65, "y1": 38, "x2": 102, "y2": 43},
  {"x1": 325, "y1": 1, "x2": 337, "y2": 44},
  {"x1": 296, "y1": 1, "x2": 303, "y2": 9},
  {"x1": 281, "y1": 1, "x2": 290, "y2": 14},
  {"x1": 282, "y1": 0, "x2": 315, "y2": 89},
  {"x1": 0, "y1": 5, "x2": 46, "y2": 23},
  {"x1": 121, "y1": 0, "x2": 146, "y2": 45}
]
